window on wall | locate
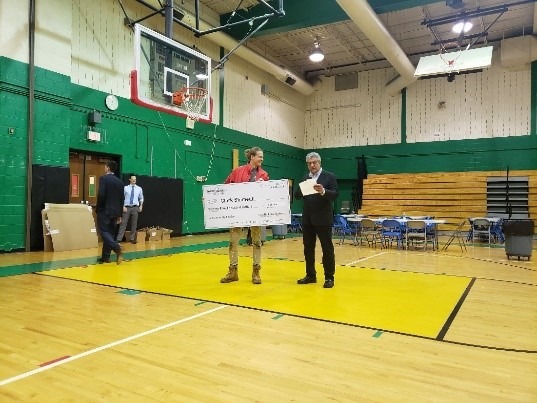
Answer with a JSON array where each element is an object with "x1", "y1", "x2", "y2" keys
[{"x1": 487, "y1": 176, "x2": 529, "y2": 219}]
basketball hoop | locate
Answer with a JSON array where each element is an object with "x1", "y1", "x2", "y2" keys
[
  {"x1": 172, "y1": 87, "x2": 208, "y2": 121},
  {"x1": 439, "y1": 49, "x2": 462, "y2": 74}
]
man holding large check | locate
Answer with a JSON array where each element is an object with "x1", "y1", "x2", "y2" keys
[{"x1": 219, "y1": 147, "x2": 269, "y2": 285}]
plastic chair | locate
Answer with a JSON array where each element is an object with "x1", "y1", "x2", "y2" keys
[
  {"x1": 332, "y1": 215, "x2": 355, "y2": 244},
  {"x1": 472, "y1": 218, "x2": 492, "y2": 245},
  {"x1": 289, "y1": 215, "x2": 302, "y2": 233},
  {"x1": 381, "y1": 219, "x2": 405, "y2": 249},
  {"x1": 359, "y1": 218, "x2": 379, "y2": 248},
  {"x1": 491, "y1": 218, "x2": 505, "y2": 244},
  {"x1": 425, "y1": 222, "x2": 439, "y2": 250},
  {"x1": 406, "y1": 220, "x2": 432, "y2": 250},
  {"x1": 346, "y1": 219, "x2": 360, "y2": 245}
]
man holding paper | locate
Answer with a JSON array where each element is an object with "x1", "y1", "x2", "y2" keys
[{"x1": 295, "y1": 152, "x2": 338, "y2": 288}]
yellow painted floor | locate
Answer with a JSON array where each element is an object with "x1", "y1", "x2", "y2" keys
[{"x1": 45, "y1": 251, "x2": 470, "y2": 338}]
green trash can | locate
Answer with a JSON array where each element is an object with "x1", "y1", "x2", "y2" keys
[{"x1": 503, "y1": 219, "x2": 534, "y2": 261}]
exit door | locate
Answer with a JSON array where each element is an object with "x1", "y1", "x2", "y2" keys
[{"x1": 69, "y1": 151, "x2": 121, "y2": 206}]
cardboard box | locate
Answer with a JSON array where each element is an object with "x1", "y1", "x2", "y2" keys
[
  {"x1": 161, "y1": 228, "x2": 173, "y2": 241},
  {"x1": 125, "y1": 230, "x2": 146, "y2": 242},
  {"x1": 147, "y1": 228, "x2": 162, "y2": 241},
  {"x1": 42, "y1": 203, "x2": 98, "y2": 252}
]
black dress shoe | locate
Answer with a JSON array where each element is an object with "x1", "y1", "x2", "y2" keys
[
  {"x1": 97, "y1": 257, "x2": 110, "y2": 264},
  {"x1": 323, "y1": 279, "x2": 334, "y2": 288},
  {"x1": 130, "y1": 240, "x2": 137, "y2": 244},
  {"x1": 297, "y1": 276, "x2": 317, "y2": 284}
]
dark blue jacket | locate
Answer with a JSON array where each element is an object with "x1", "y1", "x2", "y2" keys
[{"x1": 96, "y1": 173, "x2": 124, "y2": 218}]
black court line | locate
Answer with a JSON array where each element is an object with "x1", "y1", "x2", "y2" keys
[
  {"x1": 436, "y1": 277, "x2": 476, "y2": 341},
  {"x1": 347, "y1": 264, "x2": 537, "y2": 287}
]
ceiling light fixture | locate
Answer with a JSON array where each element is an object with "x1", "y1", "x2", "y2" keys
[
  {"x1": 195, "y1": 71, "x2": 208, "y2": 80},
  {"x1": 452, "y1": 20, "x2": 473, "y2": 34},
  {"x1": 309, "y1": 38, "x2": 324, "y2": 63}
]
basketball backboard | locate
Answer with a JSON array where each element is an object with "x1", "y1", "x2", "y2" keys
[
  {"x1": 414, "y1": 46, "x2": 493, "y2": 79},
  {"x1": 131, "y1": 24, "x2": 212, "y2": 123}
]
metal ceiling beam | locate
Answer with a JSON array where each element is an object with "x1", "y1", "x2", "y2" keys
[
  {"x1": 422, "y1": 0, "x2": 536, "y2": 28},
  {"x1": 423, "y1": 5, "x2": 508, "y2": 27},
  {"x1": 131, "y1": 0, "x2": 185, "y2": 27},
  {"x1": 132, "y1": 0, "x2": 284, "y2": 37},
  {"x1": 431, "y1": 32, "x2": 487, "y2": 46},
  {"x1": 222, "y1": 0, "x2": 441, "y2": 40}
]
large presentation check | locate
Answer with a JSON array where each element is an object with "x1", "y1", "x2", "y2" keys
[{"x1": 202, "y1": 179, "x2": 291, "y2": 229}]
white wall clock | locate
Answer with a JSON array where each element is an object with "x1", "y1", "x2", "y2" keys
[{"x1": 105, "y1": 94, "x2": 119, "y2": 111}]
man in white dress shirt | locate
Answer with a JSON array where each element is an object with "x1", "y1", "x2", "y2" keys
[{"x1": 116, "y1": 174, "x2": 144, "y2": 244}]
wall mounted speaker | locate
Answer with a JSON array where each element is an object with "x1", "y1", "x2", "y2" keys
[{"x1": 88, "y1": 111, "x2": 102, "y2": 125}]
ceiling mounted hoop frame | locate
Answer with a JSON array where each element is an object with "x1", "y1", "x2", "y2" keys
[{"x1": 421, "y1": 1, "x2": 522, "y2": 51}]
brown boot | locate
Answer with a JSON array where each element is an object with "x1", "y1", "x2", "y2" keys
[
  {"x1": 252, "y1": 265, "x2": 261, "y2": 284},
  {"x1": 220, "y1": 266, "x2": 238, "y2": 283}
]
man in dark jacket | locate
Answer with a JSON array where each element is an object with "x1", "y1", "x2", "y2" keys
[
  {"x1": 295, "y1": 152, "x2": 338, "y2": 288},
  {"x1": 96, "y1": 161, "x2": 124, "y2": 264}
]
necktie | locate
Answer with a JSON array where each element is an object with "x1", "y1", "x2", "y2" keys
[
  {"x1": 129, "y1": 186, "x2": 135, "y2": 205},
  {"x1": 249, "y1": 168, "x2": 257, "y2": 182}
]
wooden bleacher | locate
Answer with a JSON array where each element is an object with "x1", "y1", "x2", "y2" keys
[{"x1": 359, "y1": 170, "x2": 537, "y2": 231}]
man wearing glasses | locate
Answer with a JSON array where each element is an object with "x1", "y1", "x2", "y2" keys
[{"x1": 294, "y1": 152, "x2": 339, "y2": 288}]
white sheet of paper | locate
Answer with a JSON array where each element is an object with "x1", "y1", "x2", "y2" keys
[{"x1": 299, "y1": 178, "x2": 317, "y2": 196}]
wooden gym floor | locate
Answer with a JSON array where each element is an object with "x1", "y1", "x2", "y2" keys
[{"x1": 0, "y1": 231, "x2": 536, "y2": 401}]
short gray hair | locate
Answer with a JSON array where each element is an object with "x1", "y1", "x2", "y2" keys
[{"x1": 305, "y1": 152, "x2": 321, "y2": 162}]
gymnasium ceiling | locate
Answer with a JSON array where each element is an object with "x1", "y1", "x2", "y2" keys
[{"x1": 194, "y1": 0, "x2": 536, "y2": 79}]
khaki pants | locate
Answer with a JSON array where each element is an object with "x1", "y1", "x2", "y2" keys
[{"x1": 229, "y1": 226, "x2": 261, "y2": 267}]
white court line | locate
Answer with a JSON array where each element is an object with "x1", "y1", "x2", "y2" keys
[
  {"x1": 345, "y1": 251, "x2": 387, "y2": 266},
  {"x1": 0, "y1": 305, "x2": 227, "y2": 387}
]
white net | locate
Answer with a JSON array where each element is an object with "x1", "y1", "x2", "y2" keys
[
  {"x1": 439, "y1": 49, "x2": 462, "y2": 73},
  {"x1": 173, "y1": 87, "x2": 208, "y2": 121}
]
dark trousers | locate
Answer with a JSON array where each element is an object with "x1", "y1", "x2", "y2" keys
[
  {"x1": 116, "y1": 207, "x2": 139, "y2": 242},
  {"x1": 302, "y1": 223, "x2": 335, "y2": 280},
  {"x1": 97, "y1": 213, "x2": 121, "y2": 259}
]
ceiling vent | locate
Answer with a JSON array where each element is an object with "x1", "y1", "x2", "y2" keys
[
  {"x1": 284, "y1": 74, "x2": 297, "y2": 86},
  {"x1": 335, "y1": 73, "x2": 358, "y2": 91}
]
